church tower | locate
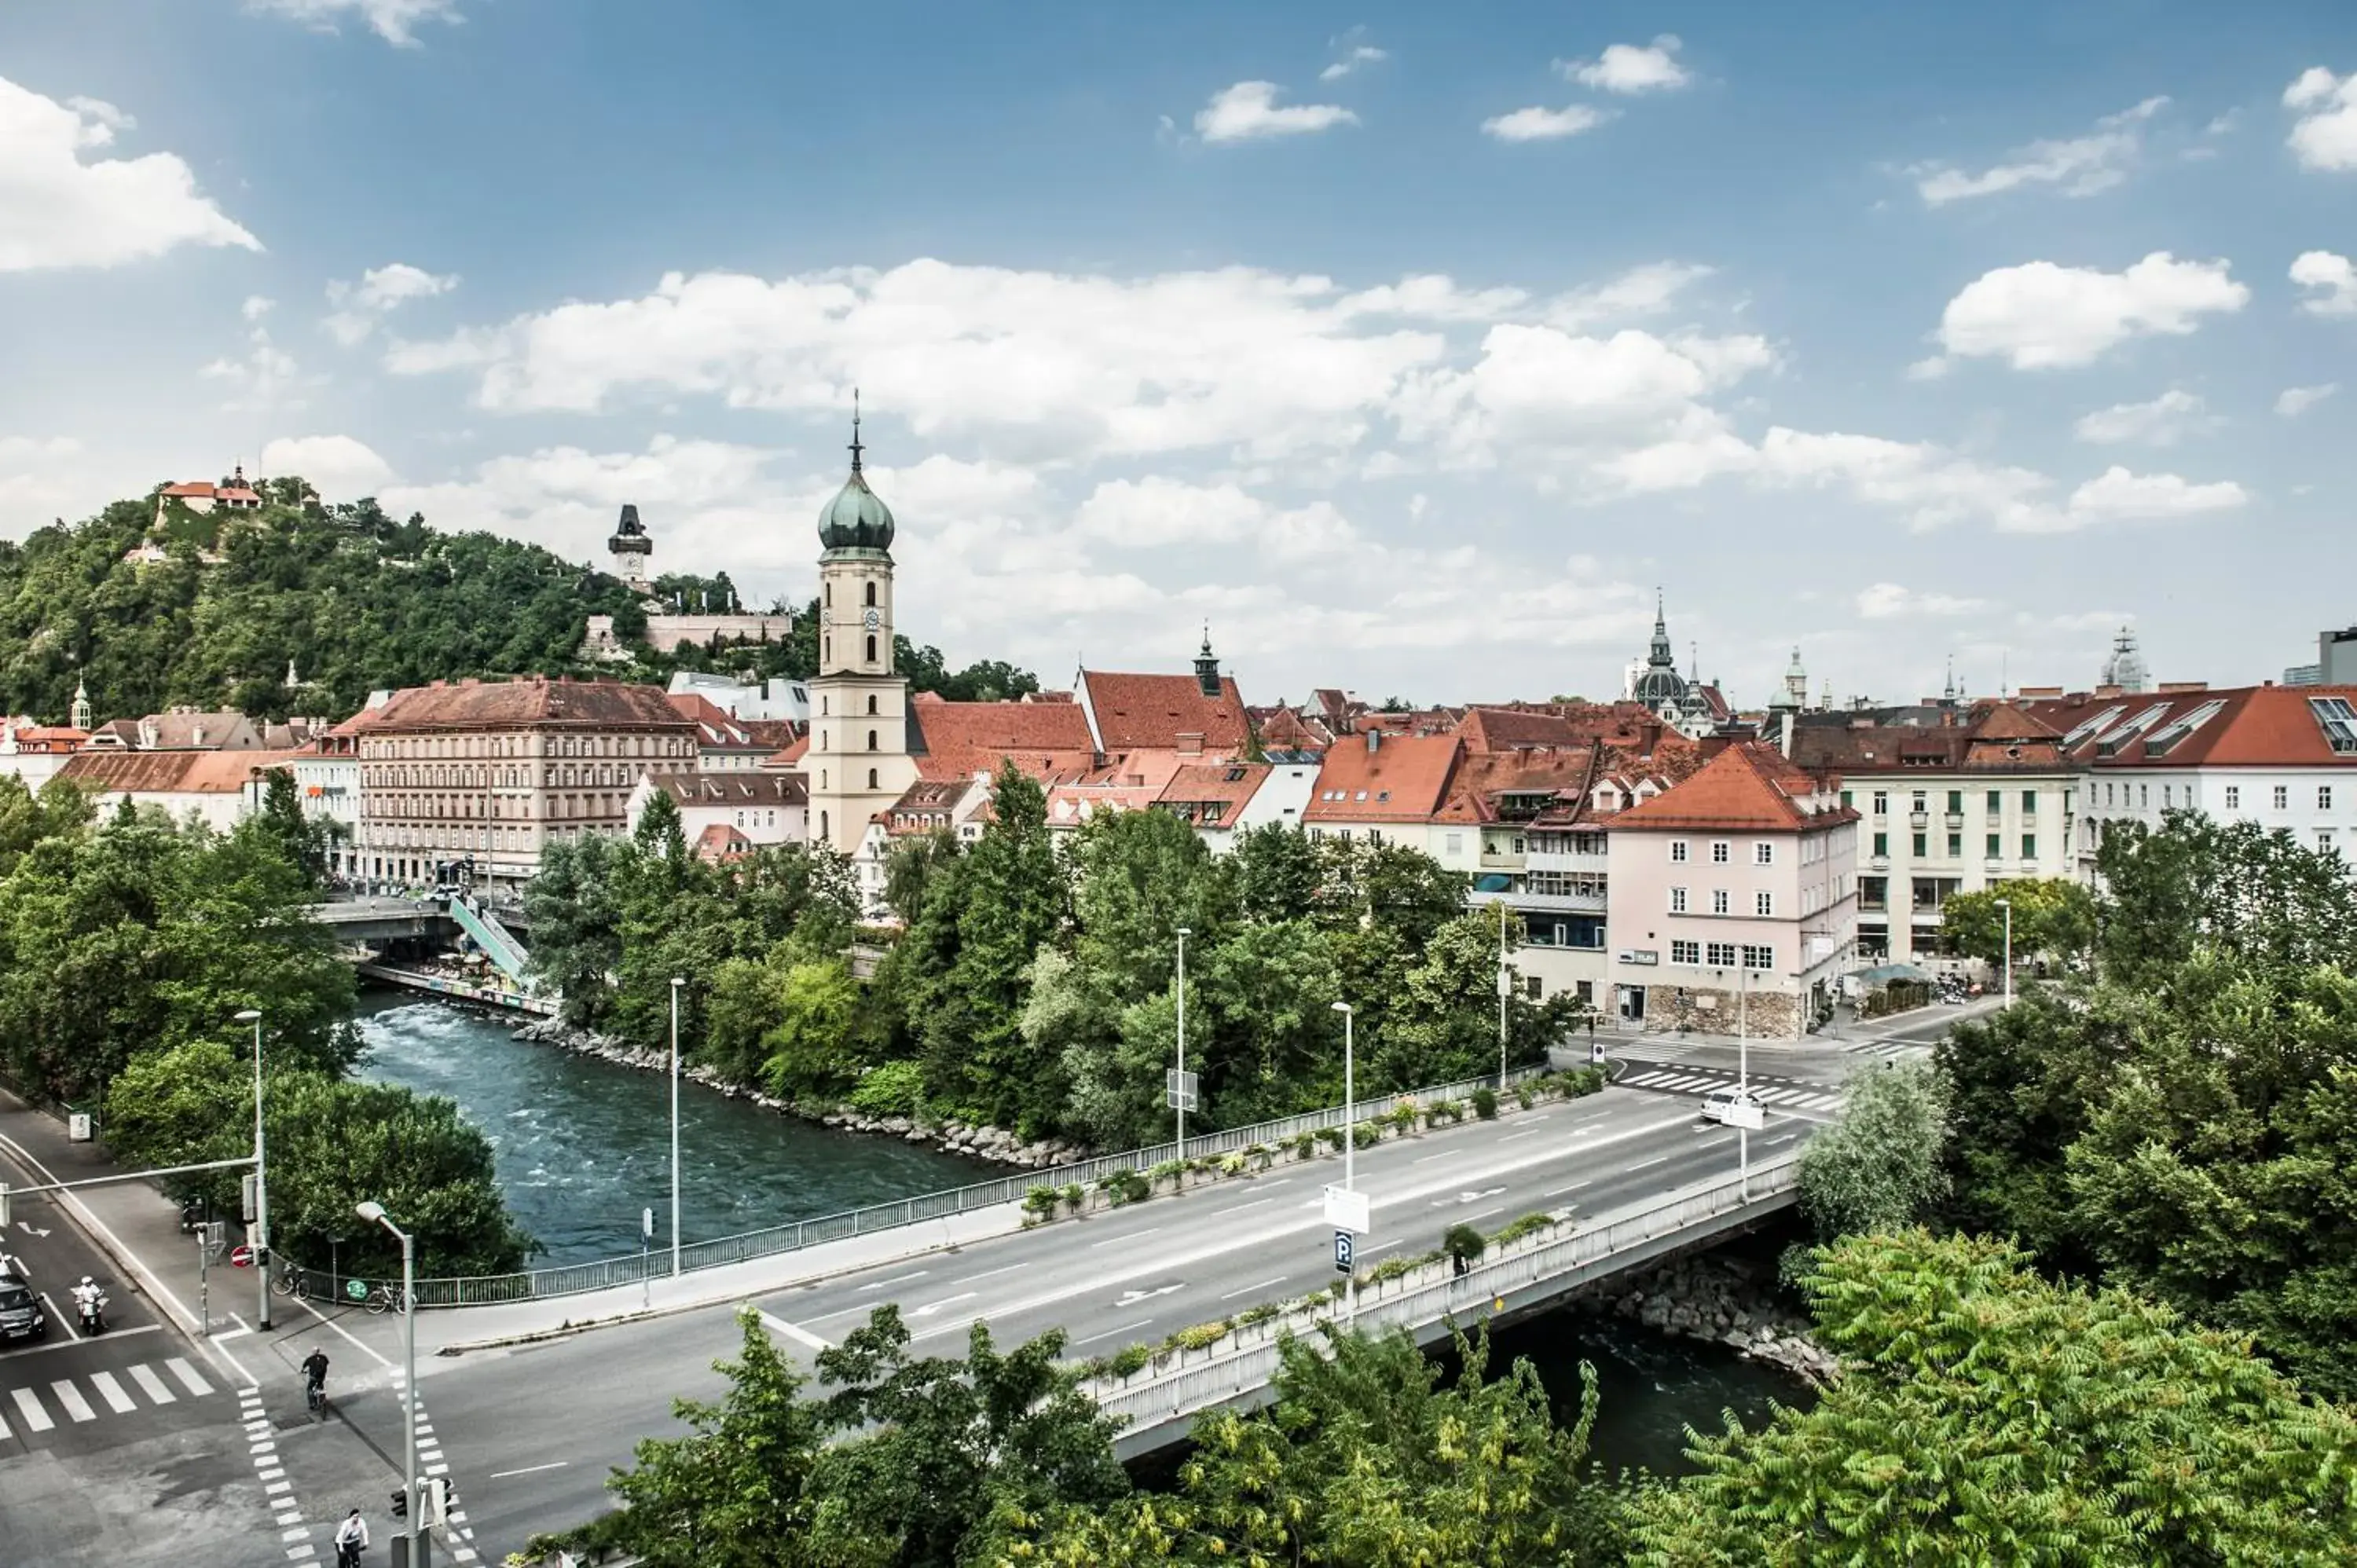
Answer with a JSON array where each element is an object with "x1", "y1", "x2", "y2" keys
[{"x1": 805, "y1": 401, "x2": 916, "y2": 857}]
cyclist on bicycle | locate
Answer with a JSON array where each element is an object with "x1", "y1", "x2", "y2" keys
[{"x1": 302, "y1": 1348, "x2": 330, "y2": 1408}]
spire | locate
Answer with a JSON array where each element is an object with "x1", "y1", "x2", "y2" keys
[
  {"x1": 1944, "y1": 655, "x2": 1957, "y2": 705},
  {"x1": 70, "y1": 676, "x2": 90, "y2": 732},
  {"x1": 1647, "y1": 589, "x2": 1675, "y2": 669},
  {"x1": 1194, "y1": 624, "x2": 1222, "y2": 698},
  {"x1": 849, "y1": 387, "x2": 864, "y2": 474}
]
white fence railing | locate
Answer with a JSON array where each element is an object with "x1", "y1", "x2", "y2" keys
[{"x1": 1086, "y1": 1152, "x2": 1802, "y2": 1434}]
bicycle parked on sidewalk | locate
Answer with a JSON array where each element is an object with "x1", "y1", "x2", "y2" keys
[
  {"x1": 363, "y1": 1282, "x2": 411, "y2": 1316},
  {"x1": 272, "y1": 1266, "x2": 312, "y2": 1301}
]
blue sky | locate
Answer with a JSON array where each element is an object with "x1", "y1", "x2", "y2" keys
[{"x1": 3, "y1": 1, "x2": 2354, "y2": 707}]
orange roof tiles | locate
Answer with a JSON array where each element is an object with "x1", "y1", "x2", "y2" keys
[
  {"x1": 1608, "y1": 742, "x2": 1852, "y2": 833},
  {"x1": 57, "y1": 748, "x2": 307, "y2": 796},
  {"x1": 368, "y1": 676, "x2": 695, "y2": 734},
  {"x1": 911, "y1": 695, "x2": 1099, "y2": 779},
  {"x1": 2022, "y1": 683, "x2": 2357, "y2": 768},
  {"x1": 1157, "y1": 760, "x2": 1269, "y2": 819},
  {"x1": 1304, "y1": 734, "x2": 1462, "y2": 822},
  {"x1": 1080, "y1": 671, "x2": 1250, "y2": 752}
]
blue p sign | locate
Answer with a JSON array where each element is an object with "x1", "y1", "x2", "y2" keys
[{"x1": 1332, "y1": 1230, "x2": 1354, "y2": 1273}]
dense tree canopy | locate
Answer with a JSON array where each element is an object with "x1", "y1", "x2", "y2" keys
[{"x1": 1937, "y1": 876, "x2": 2095, "y2": 969}]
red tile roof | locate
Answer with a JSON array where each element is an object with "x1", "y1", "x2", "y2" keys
[
  {"x1": 366, "y1": 676, "x2": 695, "y2": 734},
  {"x1": 57, "y1": 749, "x2": 306, "y2": 796},
  {"x1": 643, "y1": 773, "x2": 807, "y2": 808},
  {"x1": 765, "y1": 734, "x2": 809, "y2": 768},
  {"x1": 1434, "y1": 746, "x2": 1599, "y2": 823},
  {"x1": 1304, "y1": 734, "x2": 1462, "y2": 822},
  {"x1": 2021, "y1": 683, "x2": 2357, "y2": 768},
  {"x1": 665, "y1": 691, "x2": 762, "y2": 749},
  {"x1": 1608, "y1": 742, "x2": 1853, "y2": 833},
  {"x1": 1080, "y1": 671, "x2": 1250, "y2": 752},
  {"x1": 692, "y1": 823, "x2": 753, "y2": 863},
  {"x1": 1455, "y1": 707, "x2": 1586, "y2": 753},
  {"x1": 1157, "y1": 761, "x2": 1269, "y2": 823},
  {"x1": 911, "y1": 694, "x2": 1099, "y2": 779}
]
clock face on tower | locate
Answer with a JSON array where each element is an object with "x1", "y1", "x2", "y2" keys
[{"x1": 862, "y1": 608, "x2": 882, "y2": 632}]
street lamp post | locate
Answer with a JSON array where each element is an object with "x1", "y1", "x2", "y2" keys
[
  {"x1": 1174, "y1": 929, "x2": 1190, "y2": 1162},
  {"x1": 1736, "y1": 969, "x2": 1750, "y2": 1202},
  {"x1": 1995, "y1": 896, "x2": 2013, "y2": 1008},
  {"x1": 1495, "y1": 903, "x2": 1510, "y2": 1091},
  {"x1": 669, "y1": 976, "x2": 684, "y2": 1279},
  {"x1": 1329, "y1": 1000, "x2": 1357, "y2": 1328},
  {"x1": 355, "y1": 1200, "x2": 420, "y2": 1566},
  {"x1": 235, "y1": 1009, "x2": 269, "y2": 1332}
]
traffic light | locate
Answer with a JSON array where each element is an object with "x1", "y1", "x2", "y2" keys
[
  {"x1": 390, "y1": 1486, "x2": 407, "y2": 1519},
  {"x1": 425, "y1": 1476, "x2": 454, "y2": 1526}
]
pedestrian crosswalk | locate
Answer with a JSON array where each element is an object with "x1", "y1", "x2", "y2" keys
[
  {"x1": 1620, "y1": 1067, "x2": 1846, "y2": 1113},
  {"x1": 0, "y1": 1356, "x2": 215, "y2": 1440},
  {"x1": 1841, "y1": 1038, "x2": 1921, "y2": 1061}
]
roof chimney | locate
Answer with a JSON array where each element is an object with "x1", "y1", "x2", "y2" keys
[
  {"x1": 1779, "y1": 711, "x2": 1794, "y2": 759},
  {"x1": 1366, "y1": 729, "x2": 1380, "y2": 754}
]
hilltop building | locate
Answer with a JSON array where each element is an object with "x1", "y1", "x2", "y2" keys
[{"x1": 581, "y1": 503, "x2": 795, "y2": 658}]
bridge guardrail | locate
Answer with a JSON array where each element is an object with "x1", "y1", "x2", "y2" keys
[
  {"x1": 1084, "y1": 1152, "x2": 1802, "y2": 1434},
  {"x1": 277, "y1": 1064, "x2": 1554, "y2": 1308}
]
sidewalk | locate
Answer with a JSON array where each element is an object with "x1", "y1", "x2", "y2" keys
[{"x1": 1574, "y1": 994, "x2": 2003, "y2": 1057}]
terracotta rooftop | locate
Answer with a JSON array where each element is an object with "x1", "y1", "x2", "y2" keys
[
  {"x1": 1157, "y1": 760, "x2": 1269, "y2": 824},
  {"x1": 57, "y1": 749, "x2": 306, "y2": 796},
  {"x1": 1435, "y1": 746, "x2": 1600, "y2": 823},
  {"x1": 665, "y1": 692, "x2": 761, "y2": 749},
  {"x1": 1455, "y1": 707, "x2": 1587, "y2": 753},
  {"x1": 1079, "y1": 670, "x2": 1250, "y2": 753},
  {"x1": 910, "y1": 694, "x2": 1098, "y2": 779},
  {"x1": 365, "y1": 676, "x2": 696, "y2": 734},
  {"x1": 1608, "y1": 742, "x2": 1853, "y2": 833},
  {"x1": 2020, "y1": 683, "x2": 2357, "y2": 769},
  {"x1": 1304, "y1": 733, "x2": 1462, "y2": 822},
  {"x1": 643, "y1": 772, "x2": 808, "y2": 807}
]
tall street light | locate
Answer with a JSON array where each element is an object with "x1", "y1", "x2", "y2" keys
[
  {"x1": 1736, "y1": 969, "x2": 1750, "y2": 1203},
  {"x1": 1495, "y1": 903, "x2": 1511, "y2": 1092},
  {"x1": 355, "y1": 1200, "x2": 419, "y2": 1565},
  {"x1": 235, "y1": 1009, "x2": 269, "y2": 1332},
  {"x1": 1994, "y1": 896, "x2": 2014, "y2": 1008},
  {"x1": 1174, "y1": 928, "x2": 1190, "y2": 1161},
  {"x1": 669, "y1": 976, "x2": 684, "y2": 1279},
  {"x1": 1329, "y1": 1000, "x2": 1356, "y2": 1328}
]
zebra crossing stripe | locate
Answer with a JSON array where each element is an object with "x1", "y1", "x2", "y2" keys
[
  {"x1": 1628, "y1": 1071, "x2": 1677, "y2": 1086},
  {"x1": 165, "y1": 1358, "x2": 214, "y2": 1397},
  {"x1": 88, "y1": 1372, "x2": 136, "y2": 1414},
  {"x1": 126, "y1": 1364, "x2": 175, "y2": 1405},
  {"x1": 10, "y1": 1387, "x2": 53, "y2": 1432},
  {"x1": 48, "y1": 1380, "x2": 97, "y2": 1423}
]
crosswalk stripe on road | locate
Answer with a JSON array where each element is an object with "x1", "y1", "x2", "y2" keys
[
  {"x1": 12, "y1": 1387, "x2": 55, "y2": 1432},
  {"x1": 165, "y1": 1357, "x2": 212, "y2": 1397},
  {"x1": 48, "y1": 1379, "x2": 97, "y2": 1422},
  {"x1": 88, "y1": 1371, "x2": 136, "y2": 1413},
  {"x1": 126, "y1": 1364, "x2": 175, "y2": 1405},
  {"x1": 0, "y1": 1360, "x2": 217, "y2": 1441}
]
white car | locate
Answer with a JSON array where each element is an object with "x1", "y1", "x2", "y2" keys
[{"x1": 1699, "y1": 1088, "x2": 1764, "y2": 1127}]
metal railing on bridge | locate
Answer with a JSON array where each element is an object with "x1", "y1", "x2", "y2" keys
[
  {"x1": 277, "y1": 1064, "x2": 1553, "y2": 1308},
  {"x1": 1084, "y1": 1152, "x2": 1802, "y2": 1438}
]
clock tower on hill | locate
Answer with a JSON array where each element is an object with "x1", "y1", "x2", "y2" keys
[{"x1": 806, "y1": 402, "x2": 916, "y2": 857}]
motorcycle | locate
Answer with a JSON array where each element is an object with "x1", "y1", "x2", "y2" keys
[{"x1": 75, "y1": 1290, "x2": 108, "y2": 1335}]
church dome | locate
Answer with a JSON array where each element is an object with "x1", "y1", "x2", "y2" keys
[{"x1": 817, "y1": 470, "x2": 895, "y2": 553}]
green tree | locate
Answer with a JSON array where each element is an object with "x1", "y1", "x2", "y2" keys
[
  {"x1": 884, "y1": 829, "x2": 959, "y2": 925},
  {"x1": 522, "y1": 831, "x2": 636, "y2": 1028},
  {"x1": 250, "y1": 766, "x2": 339, "y2": 888},
  {"x1": 1938, "y1": 876, "x2": 2095, "y2": 969},
  {"x1": 1227, "y1": 821, "x2": 1320, "y2": 924},
  {"x1": 2095, "y1": 811, "x2": 2357, "y2": 986},
  {"x1": 1630, "y1": 1231, "x2": 2357, "y2": 1566},
  {"x1": 761, "y1": 951, "x2": 866, "y2": 1103},
  {"x1": 1795, "y1": 1057, "x2": 1951, "y2": 1241}
]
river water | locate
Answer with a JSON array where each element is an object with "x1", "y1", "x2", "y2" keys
[{"x1": 356, "y1": 994, "x2": 1807, "y2": 1471}]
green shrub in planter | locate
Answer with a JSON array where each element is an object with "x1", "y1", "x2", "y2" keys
[
  {"x1": 1389, "y1": 1103, "x2": 1420, "y2": 1135},
  {"x1": 1291, "y1": 1131, "x2": 1318, "y2": 1160},
  {"x1": 1351, "y1": 1121, "x2": 1383, "y2": 1150},
  {"x1": 1099, "y1": 1168, "x2": 1149, "y2": 1206},
  {"x1": 1170, "y1": 1319, "x2": 1233, "y2": 1352},
  {"x1": 1515, "y1": 1083, "x2": 1536, "y2": 1110},
  {"x1": 1315, "y1": 1127, "x2": 1346, "y2": 1152},
  {"x1": 1060, "y1": 1182, "x2": 1087, "y2": 1214},
  {"x1": 1471, "y1": 1086, "x2": 1499, "y2": 1120},
  {"x1": 1147, "y1": 1158, "x2": 1186, "y2": 1192},
  {"x1": 1023, "y1": 1185, "x2": 1059, "y2": 1222},
  {"x1": 1489, "y1": 1211, "x2": 1562, "y2": 1248},
  {"x1": 1442, "y1": 1222, "x2": 1487, "y2": 1267},
  {"x1": 1236, "y1": 1302, "x2": 1280, "y2": 1327},
  {"x1": 1244, "y1": 1142, "x2": 1272, "y2": 1170}
]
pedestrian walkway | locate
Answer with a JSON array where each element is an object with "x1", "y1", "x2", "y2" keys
[
  {"x1": 0, "y1": 1354, "x2": 216, "y2": 1442},
  {"x1": 1617, "y1": 1066, "x2": 1846, "y2": 1114}
]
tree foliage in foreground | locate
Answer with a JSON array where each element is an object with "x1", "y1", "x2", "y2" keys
[
  {"x1": 1630, "y1": 1230, "x2": 2357, "y2": 1566},
  {"x1": 997, "y1": 1324, "x2": 1627, "y2": 1568},
  {"x1": 1937, "y1": 875, "x2": 2095, "y2": 969},
  {"x1": 1794, "y1": 1057, "x2": 1950, "y2": 1242}
]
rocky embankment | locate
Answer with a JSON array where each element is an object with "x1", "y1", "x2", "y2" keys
[
  {"x1": 1595, "y1": 1251, "x2": 1837, "y2": 1385},
  {"x1": 508, "y1": 1017, "x2": 1087, "y2": 1170}
]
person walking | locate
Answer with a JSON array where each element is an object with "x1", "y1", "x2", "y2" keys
[{"x1": 335, "y1": 1508, "x2": 369, "y2": 1566}]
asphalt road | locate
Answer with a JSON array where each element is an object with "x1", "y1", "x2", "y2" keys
[{"x1": 400, "y1": 1066, "x2": 1857, "y2": 1558}]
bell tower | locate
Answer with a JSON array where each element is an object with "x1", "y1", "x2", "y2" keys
[{"x1": 805, "y1": 397, "x2": 916, "y2": 859}]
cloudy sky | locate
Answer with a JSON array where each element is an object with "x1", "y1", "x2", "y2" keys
[{"x1": 3, "y1": 2, "x2": 2352, "y2": 706}]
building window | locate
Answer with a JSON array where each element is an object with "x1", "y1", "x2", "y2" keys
[
  {"x1": 867, "y1": 729, "x2": 878, "y2": 751},
  {"x1": 867, "y1": 694, "x2": 878, "y2": 715},
  {"x1": 2275, "y1": 784, "x2": 2289, "y2": 810},
  {"x1": 1985, "y1": 833, "x2": 2001, "y2": 858},
  {"x1": 1754, "y1": 890, "x2": 1773, "y2": 916},
  {"x1": 1754, "y1": 841, "x2": 1773, "y2": 866},
  {"x1": 1986, "y1": 789, "x2": 2002, "y2": 811},
  {"x1": 2320, "y1": 830, "x2": 2337, "y2": 855},
  {"x1": 865, "y1": 634, "x2": 878, "y2": 663},
  {"x1": 1711, "y1": 841, "x2": 1730, "y2": 863},
  {"x1": 1712, "y1": 888, "x2": 1730, "y2": 915},
  {"x1": 1912, "y1": 791, "x2": 1927, "y2": 812},
  {"x1": 1446, "y1": 831, "x2": 1463, "y2": 855},
  {"x1": 1947, "y1": 790, "x2": 1963, "y2": 813},
  {"x1": 2226, "y1": 785, "x2": 2241, "y2": 810},
  {"x1": 1872, "y1": 790, "x2": 1888, "y2": 816},
  {"x1": 1670, "y1": 840, "x2": 1688, "y2": 863},
  {"x1": 2022, "y1": 833, "x2": 2036, "y2": 859},
  {"x1": 1872, "y1": 831, "x2": 1888, "y2": 856},
  {"x1": 1840, "y1": 789, "x2": 1852, "y2": 809},
  {"x1": 1671, "y1": 940, "x2": 1700, "y2": 964},
  {"x1": 1912, "y1": 832, "x2": 1928, "y2": 857},
  {"x1": 1742, "y1": 943, "x2": 1774, "y2": 970},
  {"x1": 2140, "y1": 785, "x2": 2150, "y2": 808},
  {"x1": 1706, "y1": 940, "x2": 1737, "y2": 966},
  {"x1": 2022, "y1": 789, "x2": 2037, "y2": 813},
  {"x1": 864, "y1": 581, "x2": 876, "y2": 606},
  {"x1": 1670, "y1": 886, "x2": 1688, "y2": 913},
  {"x1": 2322, "y1": 786, "x2": 2335, "y2": 811},
  {"x1": 1946, "y1": 832, "x2": 1962, "y2": 859}
]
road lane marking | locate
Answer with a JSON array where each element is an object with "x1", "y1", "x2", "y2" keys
[
  {"x1": 128, "y1": 1364, "x2": 176, "y2": 1404},
  {"x1": 1544, "y1": 1180, "x2": 1593, "y2": 1197},
  {"x1": 88, "y1": 1372, "x2": 135, "y2": 1413},
  {"x1": 856, "y1": 1269, "x2": 931, "y2": 1292},
  {"x1": 42, "y1": 1293, "x2": 79, "y2": 1341},
  {"x1": 1695, "y1": 1134, "x2": 1734, "y2": 1148},
  {"x1": 757, "y1": 1310, "x2": 832, "y2": 1352},
  {"x1": 955, "y1": 1263, "x2": 1027, "y2": 1285},
  {"x1": 165, "y1": 1357, "x2": 214, "y2": 1396},
  {"x1": 48, "y1": 1380, "x2": 95, "y2": 1422},
  {"x1": 1460, "y1": 1208, "x2": 1505, "y2": 1225},
  {"x1": 1767, "y1": 1133, "x2": 1798, "y2": 1145},
  {"x1": 1091, "y1": 1228, "x2": 1158, "y2": 1247},
  {"x1": 489, "y1": 1460, "x2": 570, "y2": 1479},
  {"x1": 911, "y1": 1291, "x2": 979, "y2": 1317},
  {"x1": 1072, "y1": 1318, "x2": 1152, "y2": 1348},
  {"x1": 1208, "y1": 1198, "x2": 1272, "y2": 1217},
  {"x1": 1496, "y1": 1130, "x2": 1541, "y2": 1144},
  {"x1": 10, "y1": 1387, "x2": 53, "y2": 1431},
  {"x1": 1626, "y1": 1156, "x2": 1668, "y2": 1171},
  {"x1": 1413, "y1": 1149, "x2": 1464, "y2": 1164},
  {"x1": 1219, "y1": 1277, "x2": 1288, "y2": 1302}
]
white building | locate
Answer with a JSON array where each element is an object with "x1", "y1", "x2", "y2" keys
[
  {"x1": 626, "y1": 771, "x2": 808, "y2": 853},
  {"x1": 53, "y1": 749, "x2": 304, "y2": 834},
  {"x1": 666, "y1": 669, "x2": 811, "y2": 724}
]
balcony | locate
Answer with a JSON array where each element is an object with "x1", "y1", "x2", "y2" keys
[
  {"x1": 1868, "y1": 855, "x2": 1890, "y2": 871},
  {"x1": 1944, "y1": 813, "x2": 1965, "y2": 830},
  {"x1": 1479, "y1": 851, "x2": 1526, "y2": 873},
  {"x1": 1469, "y1": 887, "x2": 1604, "y2": 914},
  {"x1": 1526, "y1": 848, "x2": 1609, "y2": 874},
  {"x1": 1908, "y1": 811, "x2": 1930, "y2": 830}
]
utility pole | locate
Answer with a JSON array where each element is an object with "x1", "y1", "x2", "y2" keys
[
  {"x1": 1737, "y1": 968, "x2": 1749, "y2": 1201},
  {"x1": 236, "y1": 1009, "x2": 269, "y2": 1331},
  {"x1": 1996, "y1": 896, "x2": 2014, "y2": 1008},
  {"x1": 1174, "y1": 929, "x2": 1190, "y2": 1161},
  {"x1": 357, "y1": 1202, "x2": 421, "y2": 1568},
  {"x1": 669, "y1": 976, "x2": 684, "y2": 1278},
  {"x1": 1495, "y1": 903, "x2": 1510, "y2": 1091},
  {"x1": 1330, "y1": 1000, "x2": 1357, "y2": 1330}
]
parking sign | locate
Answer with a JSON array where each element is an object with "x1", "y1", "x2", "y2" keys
[{"x1": 1332, "y1": 1230, "x2": 1354, "y2": 1273}]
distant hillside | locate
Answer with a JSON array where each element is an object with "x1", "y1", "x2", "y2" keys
[{"x1": 0, "y1": 479, "x2": 1034, "y2": 726}]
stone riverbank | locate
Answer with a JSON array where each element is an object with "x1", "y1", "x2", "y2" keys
[
  {"x1": 1587, "y1": 1251, "x2": 1836, "y2": 1384},
  {"x1": 508, "y1": 1016, "x2": 1087, "y2": 1171}
]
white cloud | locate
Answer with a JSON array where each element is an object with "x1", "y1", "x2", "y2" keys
[
  {"x1": 241, "y1": 295, "x2": 275, "y2": 322},
  {"x1": 2070, "y1": 389, "x2": 2218, "y2": 447},
  {"x1": 244, "y1": 0, "x2": 461, "y2": 47},
  {"x1": 1320, "y1": 44, "x2": 1387, "y2": 82},
  {"x1": 1855, "y1": 582, "x2": 1986, "y2": 619},
  {"x1": 2283, "y1": 66, "x2": 2357, "y2": 171},
  {"x1": 1193, "y1": 82, "x2": 1358, "y2": 144},
  {"x1": 0, "y1": 75, "x2": 259, "y2": 271},
  {"x1": 1934, "y1": 251, "x2": 2249, "y2": 369},
  {"x1": 1076, "y1": 476, "x2": 1263, "y2": 545},
  {"x1": 200, "y1": 323, "x2": 305, "y2": 412},
  {"x1": 1481, "y1": 104, "x2": 1614, "y2": 142},
  {"x1": 2062, "y1": 465, "x2": 2248, "y2": 522},
  {"x1": 260, "y1": 434, "x2": 393, "y2": 495},
  {"x1": 2277, "y1": 383, "x2": 2337, "y2": 416},
  {"x1": 325, "y1": 262, "x2": 458, "y2": 345},
  {"x1": 0, "y1": 435, "x2": 92, "y2": 527},
  {"x1": 1560, "y1": 36, "x2": 1690, "y2": 94},
  {"x1": 1541, "y1": 262, "x2": 1712, "y2": 330},
  {"x1": 1904, "y1": 355, "x2": 1951, "y2": 382},
  {"x1": 1912, "y1": 97, "x2": 2167, "y2": 205},
  {"x1": 2290, "y1": 250, "x2": 2357, "y2": 315}
]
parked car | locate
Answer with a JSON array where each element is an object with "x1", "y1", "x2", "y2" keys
[
  {"x1": 0, "y1": 1260, "x2": 44, "y2": 1343},
  {"x1": 1699, "y1": 1088, "x2": 1764, "y2": 1127}
]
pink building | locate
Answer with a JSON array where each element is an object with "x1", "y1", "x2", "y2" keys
[{"x1": 1604, "y1": 742, "x2": 1859, "y2": 1039}]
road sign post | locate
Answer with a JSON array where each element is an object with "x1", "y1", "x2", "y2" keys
[
  {"x1": 1332, "y1": 1230, "x2": 1353, "y2": 1273},
  {"x1": 229, "y1": 1244, "x2": 255, "y2": 1269},
  {"x1": 642, "y1": 1207, "x2": 654, "y2": 1311}
]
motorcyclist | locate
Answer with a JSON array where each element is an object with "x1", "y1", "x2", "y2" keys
[{"x1": 71, "y1": 1276, "x2": 105, "y2": 1331}]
